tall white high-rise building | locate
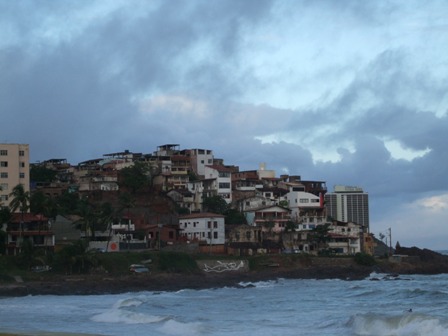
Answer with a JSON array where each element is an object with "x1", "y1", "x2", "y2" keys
[
  {"x1": 0, "y1": 143, "x2": 30, "y2": 210},
  {"x1": 325, "y1": 185, "x2": 369, "y2": 229}
]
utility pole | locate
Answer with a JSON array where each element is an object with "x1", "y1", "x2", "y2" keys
[{"x1": 388, "y1": 227, "x2": 392, "y2": 256}]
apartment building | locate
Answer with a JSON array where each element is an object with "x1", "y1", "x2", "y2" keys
[
  {"x1": 0, "y1": 143, "x2": 30, "y2": 209},
  {"x1": 325, "y1": 185, "x2": 370, "y2": 229}
]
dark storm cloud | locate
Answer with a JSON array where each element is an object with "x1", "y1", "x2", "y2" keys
[{"x1": 2, "y1": 0, "x2": 448, "y2": 248}]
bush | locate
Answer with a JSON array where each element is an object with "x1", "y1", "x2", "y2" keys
[
  {"x1": 354, "y1": 252, "x2": 376, "y2": 266},
  {"x1": 158, "y1": 252, "x2": 199, "y2": 273}
]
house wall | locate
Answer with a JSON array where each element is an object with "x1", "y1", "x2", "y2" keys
[
  {"x1": 179, "y1": 215, "x2": 225, "y2": 245},
  {"x1": 0, "y1": 143, "x2": 30, "y2": 209}
]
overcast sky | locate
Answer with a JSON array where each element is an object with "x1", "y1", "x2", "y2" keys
[{"x1": 2, "y1": 0, "x2": 448, "y2": 250}]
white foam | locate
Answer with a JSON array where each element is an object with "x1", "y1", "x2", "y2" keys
[
  {"x1": 91, "y1": 308, "x2": 166, "y2": 324},
  {"x1": 113, "y1": 297, "x2": 145, "y2": 309},
  {"x1": 157, "y1": 319, "x2": 204, "y2": 336},
  {"x1": 349, "y1": 313, "x2": 448, "y2": 336}
]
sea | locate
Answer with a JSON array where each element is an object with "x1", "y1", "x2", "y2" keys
[{"x1": 2, "y1": 272, "x2": 448, "y2": 336}]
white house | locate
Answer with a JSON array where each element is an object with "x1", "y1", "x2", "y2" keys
[
  {"x1": 204, "y1": 165, "x2": 233, "y2": 204},
  {"x1": 178, "y1": 212, "x2": 225, "y2": 245},
  {"x1": 286, "y1": 190, "x2": 325, "y2": 225}
]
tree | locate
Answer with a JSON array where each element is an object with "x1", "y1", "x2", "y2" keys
[
  {"x1": 224, "y1": 208, "x2": 247, "y2": 224},
  {"x1": 118, "y1": 192, "x2": 136, "y2": 250},
  {"x1": 310, "y1": 223, "x2": 332, "y2": 251},
  {"x1": 75, "y1": 197, "x2": 97, "y2": 240},
  {"x1": 30, "y1": 191, "x2": 57, "y2": 218},
  {"x1": 9, "y1": 184, "x2": 30, "y2": 216},
  {"x1": 202, "y1": 195, "x2": 228, "y2": 214},
  {"x1": 118, "y1": 161, "x2": 151, "y2": 193},
  {"x1": 9, "y1": 184, "x2": 31, "y2": 251},
  {"x1": 30, "y1": 165, "x2": 57, "y2": 183},
  {"x1": 55, "y1": 191, "x2": 80, "y2": 215}
]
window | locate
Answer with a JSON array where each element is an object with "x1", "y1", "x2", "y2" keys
[
  {"x1": 0, "y1": 195, "x2": 8, "y2": 201},
  {"x1": 0, "y1": 173, "x2": 8, "y2": 179},
  {"x1": 213, "y1": 232, "x2": 218, "y2": 239},
  {"x1": 20, "y1": 173, "x2": 25, "y2": 178},
  {"x1": 19, "y1": 150, "x2": 25, "y2": 156},
  {"x1": 0, "y1": 161, "x2": 7, "y2": 167},
  {"x1": 0, "y1": 150, "x2": 7, "y2": 156},
  {"x1": 300, "y1": 199, "x2": 309, "y2": 203},
  {"x1": 20, "y1": 162, "x2": 25, "y2": 168},
  {"x1": 207, "y1": 221, "x2": 211, "y2": 228},
  {"x1": 0, "y1": 183, "x2": 7, "y2": 191},
  {"x1": 246, "y1": 231, "x2": 252, "y2": 240},
  {"x1": 213, "y1": 221, "x2": 218, "y2": 228},
  {"x1": 219, "y1": 182, "x2": 230, "y2": 189}
]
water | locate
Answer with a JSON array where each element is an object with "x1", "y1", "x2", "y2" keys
[{"x1": 1, "y1": 273, "x2": 448, "y2": 335}]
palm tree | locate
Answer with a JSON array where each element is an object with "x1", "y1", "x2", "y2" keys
[
  {"x1": 9, "y1": 184, "x2": 30, "y2": 251},
  {"x1": 119, "y1": 192, "x2": 135, "y2": 251}
]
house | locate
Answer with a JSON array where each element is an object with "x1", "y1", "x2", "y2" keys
[
  {"x1": 178, "y1": 212, "x2": 225, "y2": 253},
  {"x1": 81, "y1": 218, "x2": 147, "y2": 252},
  {"x1": 6, "y1": 213, "x2": 55, "y2": 255},
  {"x1": 326, "y1": 221, "x2": 362, "y2": 255},
  {"x1": 166, "y1": 188, "x2": 194, "y2": 212},
  {"x1": 244, "y1": 205, "x2": 292, "y2": 233},
  {"x1": 147, "y1": 224, "x2": 180, "y2": 249},
  {"x1": 204, "y1": 165, "x2": 235, "y2": 204},
  {"x1": 285, "y1": 189, "x2": 325, "y2": 225},
  {"x1": 226, "y1": 224, "x2": 263, "y2": 256},
  {"x1": 51, "y1": 215, "x2": 81, "y2": 250}
]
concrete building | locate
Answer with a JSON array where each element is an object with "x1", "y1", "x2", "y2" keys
[
  {"x1": 204, "y1": 165, "x2": 234, "y2": 204},
  {"x1": 178, "y1": 212, "x2": 225, "y2": 247},
  {"x1": 325, "y1": 185, "x2": 369, "y2": 229},
  {"x1": 0, "y1": 143, "x2": 30, "y2": 210}
]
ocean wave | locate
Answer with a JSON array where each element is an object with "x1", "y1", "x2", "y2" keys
[
  {"x1": 157, "y1": 319, "x2": 206, "y2": 336},
  {"x1": 348, "y1": 312, "x2": 448, "y2": 336},
  {"x1": 91, "y1": 308, "x2": 167, "y2": 324},
  {"x1": 112, "y1": 297, "x2": 145, "y2": 309}
]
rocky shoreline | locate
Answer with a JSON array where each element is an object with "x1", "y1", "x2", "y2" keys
[
  {"x1": 0, "y1": 264, "x2": 373, "y2": 297},
  {"x1": 2, "y1": 247, "x2": 448, "y2": 297}
]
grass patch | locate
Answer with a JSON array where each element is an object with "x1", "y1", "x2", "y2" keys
[{"x1": 158, "y1": 252, "x2": 199, "y2": 273}]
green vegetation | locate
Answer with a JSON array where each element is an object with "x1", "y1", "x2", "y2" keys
[
  {"x1": 158, "y1": 252, "x2": 199, "y2": 273},
  {"x1": 354, "y1": 252, "x2": 376, "y2": 266}
]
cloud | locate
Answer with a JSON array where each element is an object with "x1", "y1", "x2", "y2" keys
[{"x1": 1, "y1": 1, "x2": 448, "y2": 250}]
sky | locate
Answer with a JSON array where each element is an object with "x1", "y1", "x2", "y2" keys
[{"x1": 1, "y1": 0, "x2": 448, "y2": 250}]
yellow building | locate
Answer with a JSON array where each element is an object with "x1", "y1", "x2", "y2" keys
[{"x1": 0, "y1": 143, "x2": 30, "y2": 210}]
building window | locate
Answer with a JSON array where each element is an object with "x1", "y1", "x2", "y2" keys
[
  {"x1": 219, "y1": 182, "x2": 230, "y2": 189},
  {"x1": 0, "y1": 161, "x2": 7, "y2": 167},
  {"x1": 0, "y1": 173, "x2": 8, "y2": 179},
  {"x1": 0, "y1": 183, "x2": 8, "y2": 191},
  {"x1": 19, "y1": 150, "x2": 25, "y2": 156},
  {"x1": 0, "y1": 150, "x2": 7, "y2": 156},
  {"x1": 0, "y1": 195, "x2": 8, "y2": 201},
  {"x1": 207, "y1": 221, "x2": 211, "y2": 228},
  {"x1": 20, "y1": 173, "x2": 25, "y2": 178},
  {"x1": 213, "y1": 221, "x2": 218, "y2": 228},
  {"x1": 20, "y1": 162, "x2": 25, "y2": 168},
  {"x1": 300, "y1": 199, "x2": 309, "y2": 203},
  {"x1": 214, "y1": 232, "x2": 218, "y2": 239}
]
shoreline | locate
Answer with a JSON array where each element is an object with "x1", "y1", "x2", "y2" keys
[
  {"x1": 3, "y1": 251, "x2": 448, "y2": 297},
  {"x1": 0, "y1": 263, "x2": 409, "y2": 297}
]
